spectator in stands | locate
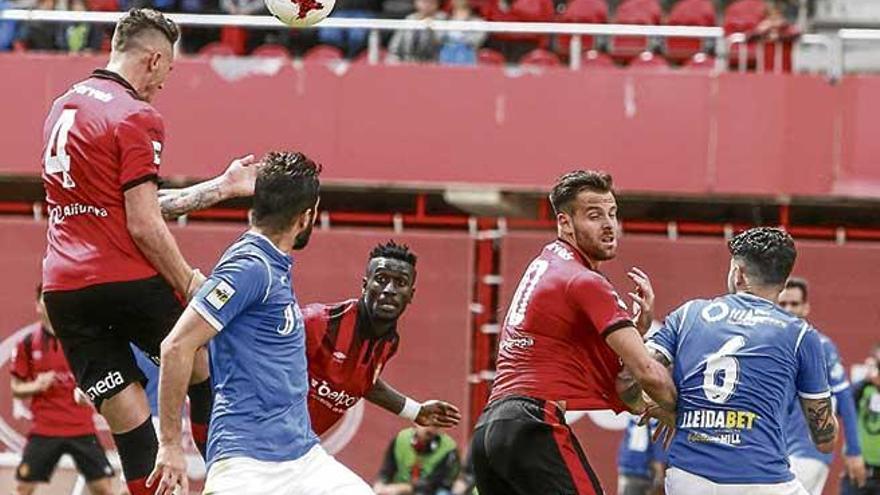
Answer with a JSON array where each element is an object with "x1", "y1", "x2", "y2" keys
[
  {"x1": 10, "y1": 286, "x2": 116, "y2": 495},
  {"x1": 374, "y1": 425, "x2": 461, "y2": 495},
  {"x1": 59, "y1": 0, "x2": 102, "y2": 52},
  {"x1": 437, "y1": 0, "x2": 486, "y2": 65},
  {"x1": 451, "y1": 450, "x2": 477, "y2": 495},
  {"x1": 387, "y1": 0, "x2": 447, "y2": 63},
  {"x1": 842, "y1": 348, "x2": 880, "y2": 495},
  {"x1": 0, "y1": 0, "x2": 21, "y2": 51},
  {"x1": 317, "y1": 0, "x2": 382, "y2": 58},
  {"x1": 16, "y1": 0, "x2": 59, "y2": 50},
  {"x1": 617, "y1": 416, "x2": 666, "y2": 495}
]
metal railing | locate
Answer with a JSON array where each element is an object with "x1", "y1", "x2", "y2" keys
[{"x1": 1, "y1": 8, "x2": 880, "y2": 76}]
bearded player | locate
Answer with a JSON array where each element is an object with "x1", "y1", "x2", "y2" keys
[
  {"x1": 470, "y1": 170, "x2": 677, "y2": 495},
  {"x1": 304, "y1": 241, "x2": 461, "y2": 436}
]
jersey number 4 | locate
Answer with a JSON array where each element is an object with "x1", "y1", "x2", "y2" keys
[
  {"x1": 702, "y1": 336, "x2": 746, "y2": 404},
  {"x1": 44, "y1": 108, "x2": 77, "y2": 189}
]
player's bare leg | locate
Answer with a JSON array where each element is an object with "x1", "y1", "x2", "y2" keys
[
  {"x1": 13, "y1": 481, "x2": 38, "y2": 495},
  {"x1": 86, "y1": 477, "x2": 116, "y2": 495}
]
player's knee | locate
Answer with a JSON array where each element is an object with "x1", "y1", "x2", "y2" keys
[
  {"x1": 86, "y1": 478, "x2": 115, "y2": 495},
  {"x1": 100, "y1": 382, "x2": 151, "y2": 433},
  {"x1": 14, "y1": 481, "x2": 38, "y2": 495}
]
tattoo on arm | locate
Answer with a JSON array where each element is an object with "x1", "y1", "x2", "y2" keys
[
  {"x1": 804, "y1": 397, "x2": 836, "y2": 445},
  {"x1": 158, "y1": 179, "x2": 225, "y2": 220}
]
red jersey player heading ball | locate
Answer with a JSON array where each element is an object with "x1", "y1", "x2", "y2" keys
[
  {"x1": 470, "y1": 171, "x2": 678, "y2": 495},
  {"x1": 304, "y1": 241, "x2": 461, "y2": 436}
]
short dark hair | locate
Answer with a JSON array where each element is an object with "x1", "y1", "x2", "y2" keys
[
  {"x1": 251, "y1": 151, "x2": 322, "y2": 233},
  {"x1": 549, "y1": 170, "x2": 614, "y2": 215},
  {"x1": 784, "y1": 277, "x2": 809, "y2": 302},
  {"x1": 369, "y1": 240, "x2": 418, "y2": 268},
  {"x1": 728, "y1": 227, "x2": 797, "y2": 287},
  {"x1": 113, "y1": 8, "x2": 179, "y2": 52}
]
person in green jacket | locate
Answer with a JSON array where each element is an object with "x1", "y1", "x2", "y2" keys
[
  {"x1": 843, "y1": 349, "x2": 880, "y2": 495},
  {"x1": 374, "y1": 425, "x2": 461, "y2": 495}
]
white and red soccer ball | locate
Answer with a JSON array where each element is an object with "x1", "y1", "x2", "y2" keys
[{"x1": 266, "y1": 0, "x2": 335, "y2": 27}]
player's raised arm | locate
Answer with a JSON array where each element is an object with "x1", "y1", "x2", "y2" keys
[
  {"x1": 366, "y1": 379, "x2": 462, "y2": 428},
  {"x1": 158, "y1": 154, "x2": 261, "y2": 220}
]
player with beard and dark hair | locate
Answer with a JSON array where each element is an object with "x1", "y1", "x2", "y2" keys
[
  {"x1": 305, "y1": 241, "x2": 461, "y2": 436},
  {"x1": 150, "y1": 151, "x2": 373, "y2": 495},
  {"x1": 470, "y1": 170, "x2": 677, "y2": 495}
]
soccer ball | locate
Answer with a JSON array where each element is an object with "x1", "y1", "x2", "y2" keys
[{"x1": 266, "y1": 0, "x2": 335, "y2": 27}]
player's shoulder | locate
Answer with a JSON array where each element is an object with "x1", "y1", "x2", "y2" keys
[{"x1": 303, "y1": 299, "x2": 357, "y2": 323}]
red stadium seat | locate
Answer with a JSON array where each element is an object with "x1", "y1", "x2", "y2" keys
[
  {"x1": 251, "y1": 44, "x2": 291, "y2": 58},
  {"x1": 610, "y1": 0, "x2": 661, "y2": 63},
  {"x1": 86, "y1": 0, "x2": 118, "y2": 11},
  {"x1": 477, "y1": 48, "x2": 507, "y2": 66},
  {"x1": 520, "y1": 48, "x2": 561, "y2": 67},
  {"x1": 628, "y1": 50, "x2": 670, "y2": 70},
  {"x1": 682, "y1": 52, "x2": 716, "y2": 70},
  {"x1": 557, "y1": 0, "x2": 607, "y2": 57},
  {"x1": 483, "y1": 0, "x2": 555, "y2": 46},
  {"x1": 220, "y1": 26, "x2": 248, "y2": 55},
  {"x1": 304, "y1": 45, "x2": 345, "y2": 62},
  {"x1": 665, "y1": 0, "x2": 716, "y2": 63},
  {"x1": 723, "y1": 0, "x2": 767, "y2": 69},
  {"x1": 198, "y1": 42, "x2": 237, "y2": 57},
  {"x1": 581, "y1": 49, "x2": 616, "y2": 69}
]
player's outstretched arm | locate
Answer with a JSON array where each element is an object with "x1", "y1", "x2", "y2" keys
[
  {"x1": 158, "y1": 154, "x2": 260, "y2": 220},
  {"x1": 366, "y1": 379, "x2": 462, "y2": 428},
  {"x1": 800, "y1": 396, "x2": 839, "y2": 454},
  {"x1": 148, "y1": 307, "x2": 216, "y2": 495},
  {"x1": 607, "y1": 327, "x2": 677, "y2": 412}
]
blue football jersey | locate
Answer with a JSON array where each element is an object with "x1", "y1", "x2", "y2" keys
[
  {"x1": 647, "y1": 293, "x2": 830, "y2": 484},
  {"x1": 786, "y1": 331, "x2": 851, "y2": 464},
  {"x1": 617, "y1": 417, "x2": 667, "y2": 478},
  {"x1": 191, "y1": 231, "x2": 318, "y2": 469}
]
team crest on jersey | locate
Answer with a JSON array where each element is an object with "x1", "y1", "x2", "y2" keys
[
  {"x1": 612, "y1": 291, "x2": 628, "y2": 311},
  {"x1": 206, "y1": 280, "x2": 235, "y2": 310}
]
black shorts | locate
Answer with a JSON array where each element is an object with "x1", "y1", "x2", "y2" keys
[
  {"x1": 470, "y1": 396, "x2": 605, "y2": 495},
  {"x1": 16, "y1": 434, "x2": 114, "y2": 482},
  {"x1": 43, "y1": 276, "x2": 183, "y2": 408}
]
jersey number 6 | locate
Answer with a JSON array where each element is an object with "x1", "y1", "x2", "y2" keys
[
  {"x1": 44, "y1": 108, "x2": 78, "y2": 189},
  {"x1": 702, "y1": 336, "x2": 746, "y2": 404}
]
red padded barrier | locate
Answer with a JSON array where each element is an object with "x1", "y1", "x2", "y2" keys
[{"x1": 2, "y1": 54, "x2": 880, "y2": 198}]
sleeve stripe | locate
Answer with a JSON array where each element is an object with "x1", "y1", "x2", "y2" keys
[
  {"x1": 121, "y1": 173, "x2": 159, "y2": 191},
  {"x1": 798, "y1": 389, "x2": 831, "y2": 400},
  {"x1": 252, "y1": 253, "x2": 273, "y2": 303},
  {"x1": 831, "y1": 381, "x2": 851, "y2": 393},
  {"x1": 191, "y1": 301, "x2": 224, "y2": 332},
  {"x1": 646, "y1": 342, "x2": 674, "y2": 364},
  {"x1": 602, "y1": 319, "x2": 634, "y2": 338},
  {"x1": 795, "y1": 322, "x2": 810, "y2": 353},
  {"x1": 676, "y1": 300, "x2": 694, "y2": 334}
]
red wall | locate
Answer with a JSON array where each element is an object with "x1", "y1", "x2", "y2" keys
[
  {"x1": 2, "y1": 54, "x2": 880, "y2": 198},
  {"x1": 0, "y1": 218, "x2": 472, "y2": 481},
  {"x1": 501, "y1": 232, "x2": 880, "y2": 494}
]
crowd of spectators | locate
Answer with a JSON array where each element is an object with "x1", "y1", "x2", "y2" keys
[{"x1": 0, "y1": 0, "x2": 801, "y2": 68}]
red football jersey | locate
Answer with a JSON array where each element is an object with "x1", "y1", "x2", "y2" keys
[
  {"x1": 42, "y1": 69, "x2": 165, "y2": 292},
  {"x1": 489, "y1": 239, "x2": 634, "y2": 412},
  {"x1": 11, "y1": 324, "x2": 96, "y2": 437},
  {"x1": 304, "y1": 299, "x2": 400, "y2": 435}
]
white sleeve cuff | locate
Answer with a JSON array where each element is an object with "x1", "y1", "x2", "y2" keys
[
  {"x1": 191, "y1": 301, "x2": 224, "y2": 332},
  {"x1": 831, "y1": 381, "x2": 851, "y2": 394},
  {"x1": 646, "y1": 342, "x2": 674, "y2": 364},
  {"x1": 798, "y1": 389, "x2": 831, "y2": 400}
]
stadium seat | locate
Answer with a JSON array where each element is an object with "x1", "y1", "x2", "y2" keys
[
  {"x1": 520, "y1": 48, "x2": 562, "y2": 67},
  {"x1": 197, "y1": 42, "x2": 237, "y2": 57},
  {"x1": 477, "y1": 48, "x2": 507, "y2": 65},
  {"x1": 723, "y1": 0, "x2": 767, "y2": 69},
  {"x1": 610, "y1": 0, "x2": 661, "y2": 63},
  {"x1": 581, "y1": 49, "x2": 616, "y2": 69},
  {"x1": 682, "y1": 52, "x2": 716, "y2": 70},
  {"x1": 304, "y1": 45, "x2": 345, "y2": 62},
  {"x1": 220, "y1": 26, "x2": 248, "y2": 56},
  {"x1": 628, "y1": 50, "x2": 671, "y2": 70},
  {"x1": 557, "y1": 0, "x2": 607, "y2": 57},
  {"x1": 665, "y1": 0, "x2": 716, "y2": 63},
  {"x1": 85, "y1": 0, "x2": 118, "y2": 10},
  {"x1": 251, "y1": 44, "x2": 291, "y2": 58},
  {"x1": 483, "y1": 0, "x2": 555, "y2": 46}
]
